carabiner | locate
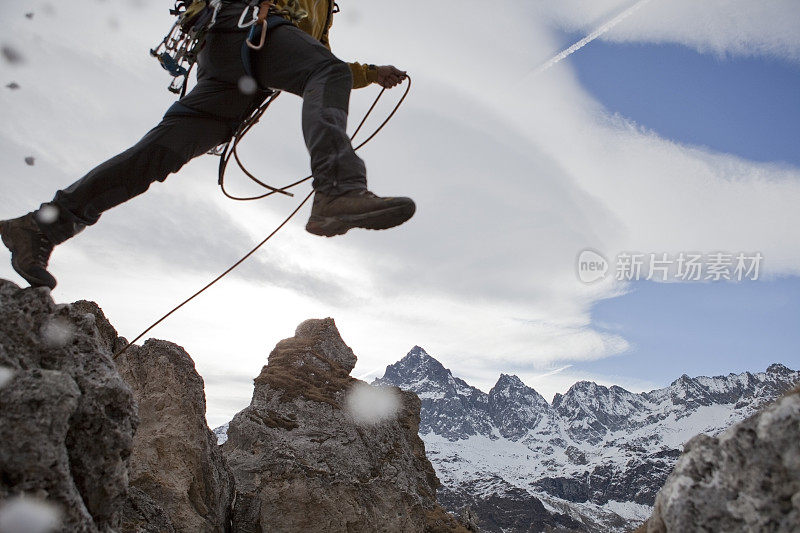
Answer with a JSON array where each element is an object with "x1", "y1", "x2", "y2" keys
[
  {"x1": 209, "y1": 0, "x2": 222, "y2": 26},
  {"x1": 238, "y1": 5, "x2": 259, "y2": 28},
  {"x1": 244, "y1": 2, "x2": 272, "y2": 50},
  {"x1": 246, "y1": 19, "x2": 268, "y2": 50}
]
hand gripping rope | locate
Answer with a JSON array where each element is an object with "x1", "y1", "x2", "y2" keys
[{"x1": 113, "y1": 76, "x2": 412, "y2": 359}]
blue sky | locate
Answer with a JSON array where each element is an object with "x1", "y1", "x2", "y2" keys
[
  {"x1": 587, "y1": 278, "x2": 800, "y2": 381},
  {"x1": 569, "y1": 38, "x2": 800, "y2": 167},
  {"x1": 568, "y1": 37, "x2": 800, "y2": 383}
]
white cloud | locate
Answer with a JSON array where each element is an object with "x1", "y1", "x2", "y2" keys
[
  {"x1": 535, "y1": 0, "x2": 800, "y2": 61},
  {"x1": 0, "y1": 0, "x2": 797, "y2": 427}
]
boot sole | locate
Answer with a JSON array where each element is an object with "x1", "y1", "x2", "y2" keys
[
  {"x1": 0, "y1": 221, "x2": 57, "y2": 290},
  {"x1": 305, "y1": 202, "x2": 416, "y2": 237}
]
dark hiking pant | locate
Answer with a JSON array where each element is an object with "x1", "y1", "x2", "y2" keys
[{"x1": 38, "y1": 4, "x2": 366, "y2": 245}]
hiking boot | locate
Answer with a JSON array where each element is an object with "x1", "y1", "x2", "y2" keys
[
  {"x1": 305, "y1": 189, "x2": 416, "y2": 237},
  {"x1": 0, "y1": 213, "x2": 57, "y2": 289}
]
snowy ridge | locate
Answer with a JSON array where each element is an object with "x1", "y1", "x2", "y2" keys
[
  {"x1": 373, "y1": 348, "x2": 799, "y2": 532},
  {"x1": 213, "y1": 422, "x2": 229, "y2": 445}
]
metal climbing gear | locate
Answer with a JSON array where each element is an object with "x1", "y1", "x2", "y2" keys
[
  {"x1": 243, "y1": 2, "x2": 272, "y2": 50},
  {"x1": 150, "y1": 0, "x2": 223, "y2": 95}
]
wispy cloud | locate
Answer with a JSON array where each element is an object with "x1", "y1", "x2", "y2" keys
[{"x1": 535, "y1": 0, "x2": 800, "y2": 61}]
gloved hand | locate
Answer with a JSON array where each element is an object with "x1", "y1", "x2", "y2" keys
[{"x1": 375, "y1": 65, "x2": 407, "y2": 89}]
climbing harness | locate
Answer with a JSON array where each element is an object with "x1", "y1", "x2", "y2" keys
[
  {"x1": 112, "y1": 76, "x2": 413, "y2": 360},
  {"x1": 151, "y1": 0, "x2": 279, "y2": 94}
]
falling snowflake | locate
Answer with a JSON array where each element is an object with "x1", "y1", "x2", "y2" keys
[
  {"x1": 41, "y1": 318, "x2": 75, "y2": 348},
  {"x1": 345, "y1": 382, "x2": 400, "y2": 425},
  {"x1": 35, "y1": 205, "x2": 59, "y2": 225},
  {"x1": 0, "y1": 496, "x2": 61, "y2": 533},
  {"x1": 238, "y1": 76, "x2": 257, "y2": 95},
  {"x1": 1, "y1": 45, "x2": 24, "y2": 65},
  {"x1": 0, "y1": 367, "x2": 14, "y2": 390}
]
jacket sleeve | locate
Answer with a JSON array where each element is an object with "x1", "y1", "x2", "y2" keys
[
  {"x1": 319, "y1": 32, "x2": 378, "y2": 89},
  {"x1": 348, "y1": 62, "x2": 379, "y2": 89}
]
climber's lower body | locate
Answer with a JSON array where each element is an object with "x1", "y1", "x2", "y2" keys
[{"x1": 0, "y1": 19, "x2": 414, "y2": 290}]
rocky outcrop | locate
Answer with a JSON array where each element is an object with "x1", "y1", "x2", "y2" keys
[
  {"x1": 437, "y1": 479, "x2": 584, "y2": 533},
  {"x1": 645, "y1": 388, "x2": 800, "y2": 532},
  {"x1": 116, "y1": 340, "x2": 235, "y2": 533},
  {"x1": 0, "y1": 280, "x2": 464, "y2": 532},
  {"x1": 0, "y1": 280, "x2": 137, "y2": 532},
  {"x1": 222, "y1": 319, "x2": 466, "y2": 533}
]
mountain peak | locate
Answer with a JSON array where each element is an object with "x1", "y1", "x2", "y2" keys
[
  {"x1": 496, "y1": 373, "x2": 525, "y2": 387},
  {"x1": 490, "y1": 374, "x2": 548, "y2": 402},
  {"x1": 767, "y1": 363, "x2": 792, "y2": 375},
  {"x1": 396, "y1": 345, "x2": 444, "y2": 372},
  {"x1": 408, "y1": 345, "x2": 432, "y2": 359},
  {"x1": 374, "y1": 347, "x2": 495, "y2": 439},
  {"x1": 374, "y1": 346, "x2": 452, "y2": 390},
  {"x1": 566, "y1": 380, "x2": 603, "y2": 395}
]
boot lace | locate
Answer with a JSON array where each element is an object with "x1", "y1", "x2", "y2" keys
[
  {"x1": 36, "y1": 243, "x2": 52, "y2": 265},
  {"x1": 32, "y1": 230, "x2": 54, "y2": 266}
]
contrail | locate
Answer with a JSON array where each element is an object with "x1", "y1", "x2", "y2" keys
[
  {"x1": 535, "y1": 365, "x2": 573, "y2": 379},
  {"x1": 526, "y1": 0, "x2": 654, "y2": 78}
]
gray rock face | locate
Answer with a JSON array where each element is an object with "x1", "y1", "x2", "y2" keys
[
  {"x1": 116, "y1": 340, "x2": 235, "y2": 533},
  {"x1": 120, "y1": 488, "x2": 176, "y2": 533},
  {"x1": 552, "y1": 382, "x2": 648, "y2": 445},
  {"x1": 647, "y1": 388, "x2": 800, "y2": 532},
  {"x1": 488, "y1": 374, "x2": 550, "y2": 441},
  {"x1": 0, "y1": 281, "x2": 463, "y2": 532},
  {"x1": 0, "y1": 280, "x2": 137, "y2": 532},
  {"x1": 437, "y1": 477, "x2": 584, "y2": 532},
  {"x1": 223, "y1": 320, "x2": 464, "y2": 533}
]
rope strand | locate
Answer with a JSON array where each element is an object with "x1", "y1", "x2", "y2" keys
[{"x1": 113, "y1": 75, "x2": 411, "y2": 359}]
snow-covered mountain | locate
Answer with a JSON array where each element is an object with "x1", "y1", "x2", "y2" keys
[
  {"x1": 373, "y1": 346, "x2": 800, "y2": 532},
  {"x1": 213, "y1": 422, "x2": 230, "y2": 445}
]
